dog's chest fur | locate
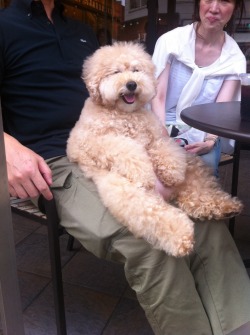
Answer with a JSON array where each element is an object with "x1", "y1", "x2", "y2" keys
[{"x1": 83, "y1": 103, "x2": 161, "y2": 149}]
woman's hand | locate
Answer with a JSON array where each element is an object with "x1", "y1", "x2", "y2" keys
[
  {"x1": 184, "y1": 140, "x2": 215, "y2": 155},
  {"x1": 4, "y1": 133, "x2": 53, "y2": 200}
]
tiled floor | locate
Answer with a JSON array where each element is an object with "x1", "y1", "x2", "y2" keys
[
  {"x1": 2, "y1": 150, "x2": 250, "y2": 335},
  {"x1": 11, "y1": 217, "x2": 153, "y2": 335}
]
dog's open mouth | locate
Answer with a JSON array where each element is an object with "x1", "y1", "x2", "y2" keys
[{"x1": 121, "y1": 93, "x2": 136, "y2": 104}]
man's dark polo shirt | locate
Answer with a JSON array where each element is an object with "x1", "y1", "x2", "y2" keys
[{"x1": 0, "y1": 0, "x2": 99, "y2": 159}]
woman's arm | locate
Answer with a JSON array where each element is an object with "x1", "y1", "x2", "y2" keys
[
  {"x1": 185, "y1": 79, "x2": 241, "y2": 154},
  {"x1": 204, "y1": 79, "x2": 241, "y2": 141},
  {"x1": 151, "y1": 63, "x2": 171, "y2": 126},
  {"x1": 151, "y1": 63, "x2": 175, "y2": 199},
  {"x1": 216, "y1": 79, "x2": 241, "y2": 103}
]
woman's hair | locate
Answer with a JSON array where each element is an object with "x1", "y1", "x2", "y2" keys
[{"x1": 193, "y1": 0, "x2": 246, "y2": 35}]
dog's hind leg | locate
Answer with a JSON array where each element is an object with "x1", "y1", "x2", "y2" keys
[
  {"x1": 174, "y1": 155, "x2": 243, "y2": 220},
  {"x1": 92, "y1": 171, "x2": 195, "y2": 257}
]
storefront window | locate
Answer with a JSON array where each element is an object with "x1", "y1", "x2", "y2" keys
[{"x1": 130, "y1": 0, "x2": 147, "y2": 11}]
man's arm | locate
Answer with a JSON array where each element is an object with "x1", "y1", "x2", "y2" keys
[{"x1": 4, "y1": 132, "x2": 53, "y2": 200}]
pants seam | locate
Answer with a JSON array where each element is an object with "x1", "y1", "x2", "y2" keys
[{"x1": 194, "y1": 247, "x2": 225, "y2": 335}]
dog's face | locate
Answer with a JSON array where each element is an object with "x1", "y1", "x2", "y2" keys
[{"x1": 82, "y1": 42, "x2": 157, "y2": 113}]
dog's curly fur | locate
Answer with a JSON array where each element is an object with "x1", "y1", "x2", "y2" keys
[{"x1": 67, "y1": 42, "x2": 243, "y2": 257}]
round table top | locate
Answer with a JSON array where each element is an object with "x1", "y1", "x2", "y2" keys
[{"x1": 181, "y1": 101, "x2": 250, "y2": 144}]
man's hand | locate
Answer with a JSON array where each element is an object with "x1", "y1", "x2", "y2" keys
[{"x1": 4, "y1": 133, "x2": 53, "y2": 200}]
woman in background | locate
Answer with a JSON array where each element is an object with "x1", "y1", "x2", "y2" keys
[{"x1": 151, "y1": 0, "x2": 246, "y2": 177}]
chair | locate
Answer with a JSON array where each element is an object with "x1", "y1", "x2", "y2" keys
[
  {"x1": 42, "y1": 196, "x2": 68, "y2": 335},
  {"x1": 11, "y1": 196, "x2": 68, "y2": 335}
]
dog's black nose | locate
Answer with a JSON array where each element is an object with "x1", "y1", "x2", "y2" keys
[{"x1": 126, "y1": 81, "x2": 137, "y2": 92}]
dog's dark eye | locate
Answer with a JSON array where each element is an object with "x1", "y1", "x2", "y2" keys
[
  {"x1": 133, "y1": 69, "x2": 139, "y2": 72},
  {"x1": 114, "y1": 70, "x2": 121, "y2": 74}
]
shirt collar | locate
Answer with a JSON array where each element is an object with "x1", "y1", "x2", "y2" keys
[
  {"x1": 11, "y1": 0, "x2": 63, "y2": 15},
  {"x1": 12, "y1": 0, "x2": 39, "y2": 10}
]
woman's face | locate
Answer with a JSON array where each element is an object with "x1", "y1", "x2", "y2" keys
[{"x1": 199, "y1": 0, "x2": 236, "y2": 31}]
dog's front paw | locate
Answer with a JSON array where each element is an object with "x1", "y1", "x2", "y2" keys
[
  {"x1": 166, "y1": 228, "x2": 195, "y2": 257},
  {"x1": 152, "y1": 209, "x2": 195, "y2": 257},
  {"x1": 157, "y1": 233, "x2": 194, "y2": 257},
  {"x1": 174, "y1": 234, "x2": 194, "y2": 257}
]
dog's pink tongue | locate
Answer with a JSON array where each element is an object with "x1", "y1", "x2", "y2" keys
[{"x1": 123, "y1": 94, "x2": 135, "y2": 104}]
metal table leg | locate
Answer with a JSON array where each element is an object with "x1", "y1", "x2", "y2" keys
[{"x1": 228, "y1": 141, "x2": 241, "y2": 236}]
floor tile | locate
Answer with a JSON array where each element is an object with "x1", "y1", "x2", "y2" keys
[
  {"x1": 12, "y1": 213, "x2": 41, "y2": 245},
  {"x1": 234, "y1": 215, "x2": 250, "y2": 241},
  {"x1": 18, "y1": 271, "x2": 50, "y2": 310},
  {"x1": 62, "y1": 248, "x2": 128, "y2": 297},
  {"x1": 102, "y1": 297, "x2": 154, "y2": 335},
  {"x1": 23, "y1": 282, "x2": 119, "y2": 335},
  {"x1": 235, "y1": 238, "x2": 250, "y2": 260},
  {"x1": 15, "y1": 231, "x2": 76, "y2": 278}
]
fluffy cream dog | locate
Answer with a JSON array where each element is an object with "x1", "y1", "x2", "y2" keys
[{"x1": 67, "y1": 42, "x2": 242, "y2": 257}]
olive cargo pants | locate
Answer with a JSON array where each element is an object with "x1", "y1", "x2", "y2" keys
[{"x1": 47, "y1": 156, "x2": 250, "y2": 335}]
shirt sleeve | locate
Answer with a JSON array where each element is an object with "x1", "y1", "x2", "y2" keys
[
  {"x1": 152, "y1": 26, "x2": 188, "y2": 79},
  {"x1": 152, "y1": 33, "x2": 172, "y2": 79},
  {"x1": 224, "y1": 34, "x2": 247, "y2": 76},
  {"x1": 225, "y1": 74, "x2": 242, "y2": 81},
  {"x1": 225, "y1": 53, "x2": 246, "y2": 80}
]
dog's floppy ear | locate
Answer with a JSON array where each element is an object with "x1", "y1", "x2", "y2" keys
[{"x1": 82, "y1": 54, "x2": 102, "y2": 103}]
